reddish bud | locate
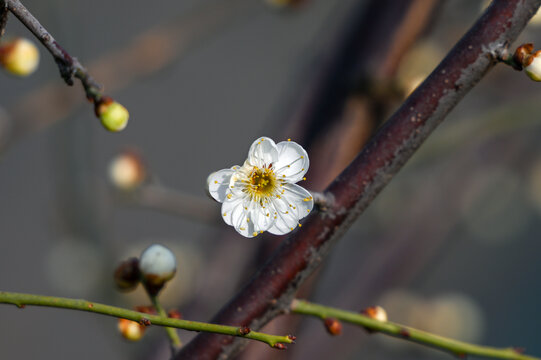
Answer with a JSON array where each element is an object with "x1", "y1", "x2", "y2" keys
[
  {"x1": 238, "y1": 327, "x2": 251, "y2": 335},
  {"x1": 113, "y1": 257, "x2": 141, "y2": 291},
  {"x1": 168, "y1": 309, "x2": 182, "y2": 319},
  {"x1": 324, "y1": 318, "x2": 342, "y2": 336},
  {"x1": 134, "y1": 305, "x2": 157, "y2": 315},
  {"x1": 274, "y1": 343, "x2": 287, "y2": 350}
]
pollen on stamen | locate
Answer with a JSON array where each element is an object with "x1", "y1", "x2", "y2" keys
[
  {"x1": 303, "y1": 177, "x2": 306, "y2": 181},
  {"x1": 298, "y1": 224, "x2": 302, "y2": 227},
  {"x1": 227, "y1": 194, "x2": 232, "y2": 199},
  {"x1": 223, "y1": 212, "x2": 227, "y2": 216},
  {"x1": 253, "y1": 232, "x2": 258, "y2": 236},
  {"x1": 214, "y1": 180, "x2": 218, "y2": 184},
  {"x1": 287, "y1": 138, "x2": 291, "y2": 141},
  {"x1": 247, "y1": 218, "x2": 250, "y2": 223},
  {"x1": 240, "y1": 227, "x2": 246, "y2": 230}
]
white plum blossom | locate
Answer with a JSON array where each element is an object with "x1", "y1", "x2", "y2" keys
[{"x1": 207, "y1": 137, "x2": 313, "y2": 238}]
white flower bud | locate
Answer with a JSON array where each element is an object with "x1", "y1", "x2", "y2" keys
[
  {"x1": 525, "y1": 51, "x2": 541, "y2": 82},
  {"x1": 117, "y1": 318, "x2": 145, "y2": 341},
  {"x1": 139, "y1": 244, "x2": 177, "y2": 291},
  {"x1": 0, "y1": 38, "x2": 40, "y2": 76},
  {"x1": 108, "y1": 151, "x2": 146, "y2": 191},
  {"x1": 362, "y1": 305, "x2": 388, "y2": 322}
]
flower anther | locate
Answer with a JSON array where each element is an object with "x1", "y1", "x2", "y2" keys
[{"x1": 207, "y1": 137, "x2": 313, "y2": 238}]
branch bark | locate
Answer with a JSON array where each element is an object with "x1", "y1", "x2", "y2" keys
[
  {"x1": 4, "y1": 0, "x2": 102, "y2": 100},
  {"x1": 176, "y1": 0, "x2": 541, "y2": 359}
]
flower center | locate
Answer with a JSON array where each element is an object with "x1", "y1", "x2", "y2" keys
[{"x1": 246, "y1": 166, "x2": 277, "y2": 199}]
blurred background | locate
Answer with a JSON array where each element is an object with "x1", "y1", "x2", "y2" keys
[{"x1": 1, "y1": 0, "x2": 541, "y2": 359}]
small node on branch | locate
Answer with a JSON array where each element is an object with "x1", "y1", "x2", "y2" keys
[
  {"x1": 237, "y1": 326, "x2": 251, "y2": 335},
  {"x1": 118, "y1": 318, "x2": 146, "y2": 341},
  {"x1": 139, "y1": 244, "x2": 177, "y2": 296},
  {"x1": 273, "y1": 343, "x2": 287, "y2": 350},
  {"x1": 0, "y1": 37, "x2": 39, "y2": 76},
  {"x1": 139, "y1": 318, "x2": 152, "y2": 327},
  {"x1": 323, "y1": 318, "x2": 342, "y2": 336},
  {"x1": 95, "y1": 96, "x2": 129, "y2": 132},
  {"x1": 108, "y1": 150, "x2": 147, "y2": 191},
  {"x1": 113, "y1": 257, "x2": 141, "y2": 292}
]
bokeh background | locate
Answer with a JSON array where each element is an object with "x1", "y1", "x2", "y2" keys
[{"x1": 1, "y1": 0, "x2": 541, "y2": 359}]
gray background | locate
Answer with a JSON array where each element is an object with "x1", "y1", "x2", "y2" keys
[{"x1": 1, "y1": 1, "x2": 541, "y2": 359}]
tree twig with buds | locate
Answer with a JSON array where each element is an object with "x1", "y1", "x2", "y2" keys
[
  {"x1": 290, "y1": 299, "x2": 539, "y2": 360},
  {"x1": 2, "y1": 0, "x2": 102, "y2": 101},
  {"x1": 0, "y1": 291, "x2": 295, "y2": 349},
  {"x1": 177, "y1": 1, "x2": 541, "y2": 358}
]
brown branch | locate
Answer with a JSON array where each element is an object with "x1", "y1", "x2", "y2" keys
[
  {"x1": 4, "y1": 0, "x2": 102, "y2": 100},
  {"x1": 0, "y1": 1, "x2": 7, "y2": 39},
  {"x1": 175, "y1": 0, "x2": 541, "y2": 359}
]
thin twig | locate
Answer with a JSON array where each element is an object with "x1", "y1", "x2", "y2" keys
[
  {"x1": 0, "y1": 291, "x2": 295, "y2": 349},
  {"x1": 148, "y1": 293, "x2": 182, "y2": 353},
  {"x1": 0, "y1": 1, "x2": 8, "y2": 39},
  {"x1": 176, "y1": 1, "x2": 541, "y2": 358},
  {"x1": 290, "y1": 299, "x2": 539, "y2": 360},
  {"x1": 4, "y1": 0, "x2": 102, "y2": 101}
]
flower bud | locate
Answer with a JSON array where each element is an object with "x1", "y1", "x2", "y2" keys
[
  {"x1": 361, "y1": 305, "x2": 388, "y2": 322},
  {"x1": 323, "y1": 318, "x2": 342, "y2": 336},
  {"x1": 525, "y1": 50, "x2": 541, "y2": 82},
  {"x1": 113, "y1": 257, "x2": 141, "y2": 291},
  {"x1": 95, "y1": 97, "x2": 129, "y2": 132},
  {"x1": 118, "y1": 318, "x2": 146, "y2": 341},
  {"x1": 0, "y1": 38, "x2": 40, "y2": 76},
  {"x1": 512, "y1": 43, "x2": 541, "y2": 81},
  {"x1": 139, "y1": 244, "x2": 177, "y2": 295},
  {"x1": 108, "y1": 151, "x2": 146, "y2": 191}
]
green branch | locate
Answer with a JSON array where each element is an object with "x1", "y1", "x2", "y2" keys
[
  {"x1": 149, "y1": 293, "x2": 182, "y2": 351},
  {"x1": 290, "y1": 299, "x2": 539, "y2": 360},
  {"x1": 0, "y1": 291, "x2": 294, "y2": 349}
]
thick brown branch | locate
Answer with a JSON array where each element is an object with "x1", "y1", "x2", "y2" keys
[
  {"x1": 176, "y1": 0, "x2": 541, "y2": 359},
  {"x1": 4, "y1": 0, "x2": 102, "y2": 101}
]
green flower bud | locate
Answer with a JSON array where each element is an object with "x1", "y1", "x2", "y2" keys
[{"x1": 96, "y1": 97, "x2": 129, "y2": 132}]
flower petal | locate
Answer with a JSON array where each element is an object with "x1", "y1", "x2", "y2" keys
[
  {"x1": 206, "y1": 167, "x2": 236, "y2": 203},
  {"x1": 267, "y1": 183, "x2": 313, "y2": 235},
  {"x1": 221, "y1": 195, "x2": 256, "y2": 237},
  {"x1": 246, "y1": 199, "x2": 276, "y2": 233},
  {"x1": 247, "y1": 137, "x2": 279, "y2": 168},
  {"x1": 273, "y1": 140, "x2": 309, "y2": 183}
]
